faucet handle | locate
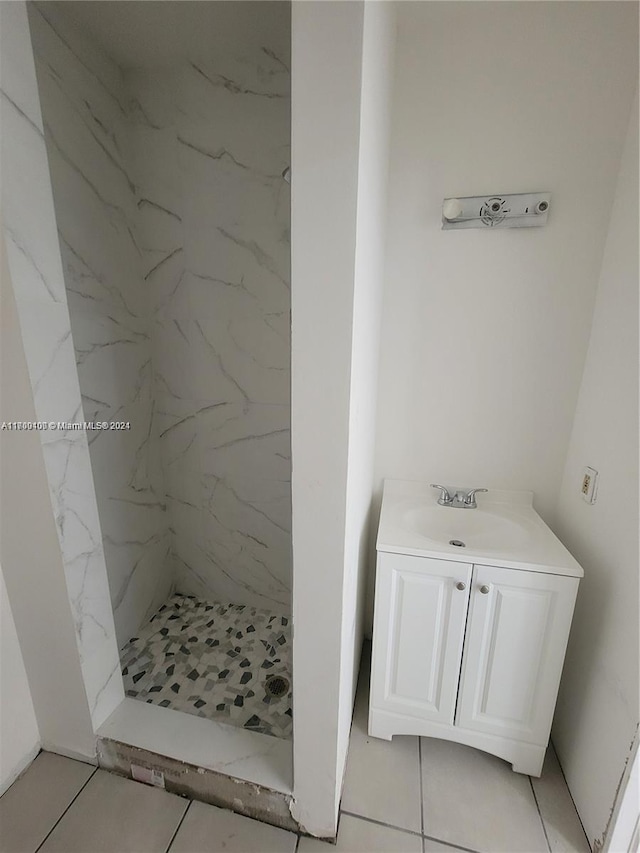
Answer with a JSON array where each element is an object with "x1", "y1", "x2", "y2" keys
[
  {"x1": 430, "y1": 484, "x2": 452, "y2": 504},
  {"x1": 464, "y1": 488, "x2": 488, "y2": 506}
]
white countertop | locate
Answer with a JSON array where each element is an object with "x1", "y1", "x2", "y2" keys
[{"x1": 377, "y1": 479, "x2": 583, "y2": 578}]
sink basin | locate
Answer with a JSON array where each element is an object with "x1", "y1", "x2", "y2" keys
[
  {"x1": 377, "y1": 480, "x2": 584, "y2": 577},
  {"x1": 403, "y1": 505, "x2": 534, "y2": 553}
]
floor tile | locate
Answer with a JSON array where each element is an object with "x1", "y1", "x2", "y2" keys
[
  {"x1": 298, "y1": 815, "x2": 422, "y2": 853},
  {"x1": 39, "y1": 770, "x2": 188, "y2": 853},
  {"x1": 423, "y1": 838, "x2": 475, "y2": 852},
  {"x1": 341, "y1": 671, "x2": 422, "y2": 832},
  {"x1": 0, "y1": 752, "x2": 95, "y2": 853},
  {"x1": 169, "y1": 800, "x2": 297, "y2": 852},
  {"x1": 122, "y1": 594, "x2": 292, "y2": 739},
  {"x1": 531, "y1": 744, "x2": 590, "y2": 852},
  {"x1": 421, "y1": 738, "x2": 548, "y2": 852}
]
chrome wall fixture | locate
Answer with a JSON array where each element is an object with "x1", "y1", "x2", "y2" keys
[{"x1": 442, "y1": 192, "x2": 551, "y2": 230}]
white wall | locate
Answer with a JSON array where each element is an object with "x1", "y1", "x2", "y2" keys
[
  {"x1": 291, "y1": 0, "x2": 364, "y2": 835},
  {"x1": 552, "y1": 90, "x2": 639, "y2": 852},
  {"x1": 0, "y1": 565, "x2": 40, "y2": 795},
  {"x1": 338, "y1": 0, "x2": 396, "y2": 809},
  {"x1": 291, "y1": 1, "x2": 396, "y2": 835},
  {"x1": 375, "y1": 2, "x2": 638, "y2": 525}
]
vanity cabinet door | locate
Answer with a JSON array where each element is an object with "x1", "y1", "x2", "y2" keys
[
  {"x1": 456, "y1": 565, "x2": 579, "y2": 745},
  {"x1": 371, "y1": 552, "x2": 472, "y2": 725}
]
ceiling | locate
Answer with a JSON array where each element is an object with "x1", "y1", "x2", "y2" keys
[{"x1": 59, "y1": 1, "x2": 291, "y2": 69}]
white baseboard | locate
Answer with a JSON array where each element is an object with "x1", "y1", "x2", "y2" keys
[{"x1": 39, "y1": 740, "x2": 98, "y2": 767}]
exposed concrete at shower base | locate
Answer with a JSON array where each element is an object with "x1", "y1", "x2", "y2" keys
[{"x1": 97, "y1": 737, "x2": 299, "y2": 834}]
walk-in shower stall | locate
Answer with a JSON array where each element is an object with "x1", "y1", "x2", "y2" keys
[
  {"x1": 28, "y1": 0, "x2": 292, "y2": 737},
  {"x1": 2, "y1": 0, "x2": 390, "y2": 836}
]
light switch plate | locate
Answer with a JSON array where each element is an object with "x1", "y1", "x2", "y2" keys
[{"x1": 581, "y1": 467, "x2": 598, "y2": 504}]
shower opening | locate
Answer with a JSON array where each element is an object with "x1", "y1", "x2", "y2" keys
[{"x1": 27, "y1": 0, "x2": 292, "y2": 752}]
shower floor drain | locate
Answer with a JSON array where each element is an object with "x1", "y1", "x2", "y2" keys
[{"x1": 265, "y1": 675, "x2": 290, "y2": 698}]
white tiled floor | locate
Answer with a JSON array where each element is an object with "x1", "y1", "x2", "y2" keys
[{"x1": 0, "y1": 649, "x2": 590, "y2": 853}]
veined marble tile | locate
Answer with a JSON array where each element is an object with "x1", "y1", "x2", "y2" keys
[
  {"x1": 181, "y1": 169, "x2": 290, "y2": 310},
  {"x1": 182, "y1": 274, "x2": 289, "y2": 406},
  {"x1": 0, "y1": 2, "x2": 46, "y2": 132},
  {"x1": 28, "y1": 1, "x2": 171, "y2": 657},
  {"x1": 177, "y1": 115, "x2": 287, "y2": 188},
  {"x1": 40, "y1": 433, "x2": 123, "y2": 697},
  {"x1": 179, "y1": 106, "x2": 289, "y2": 191},
  {"x1": 111, "y1": 531, "x2": 173, "y2": 649},
  {"x1": 82, "y1": 638, "x2": 126, "y2": 729},
  {"x1": 87, "y1": 400, "x2": 160, "y2": 502},
  {"x1": 86, "y1": 399, "x2": 172, "y2": 646},
  {"x1": 173, "y1": 533, "x2": 290, "y2": 615},
  {"x1": 68, "y1": 303, "x2": 152, "y2": 414},
  {"x1": 100, "y1": 490, "x2": 170, "y2": 578},
  {"x1": 99, "y1": 399, "x2": 164, "y2": 512},
  {"x1": 14, "y1": 300, "x2": 85, "y2": 437},
  {"x1": 200, "y1": 474, "x2": 291, "y2": 602},
  {"x1": 41, "y1": 111, "x2": 137, "y2": 233},
  {"x1": 3, "y1": 3, "x2": 123, "y2": 732},
  {"x1": 29, "y1": 4, "x2": 127, "y2": 157},
  {"x1": 33, "y1": 58, "x2": 135, "y2": 209},
  {"x1": 21, "y1": 4, "x2": 292, "y2": 633},
  {"x1": 29, "y1": 3, "x2": 128, "y2": 123},
  {"x1": 125, "y1": 68, "x2": 178, "y2": 131},
  {"x1": 152, "y1": 315, "x2": 254, "y2": 407},
  {"x1": 155, "y1": 398, "x2": 216, "y2": 471},
  {"x1": 179, "y1": 49, "x2": 289, "y2": 128},
  {"x1": 29, "y1": 6, "x2": 145, "y2": 322},
  {"x1": 143, "y1": 47, "x2": 291, "y2": 610},
  {"x1": 59, "y1": 228, "x2": 145, "y2": 321},
  {"x1": 201, "y1": 402, "x2": 290, "y2": 479},
  {"x1": 144, "y1": 247, "x2": 186, "y2": 322},
  {"x1": 130, "y1": 127, "x2": 182, "y2": 243},
  {"x1": 44, "y1": 141, "x2": 145, "y2": 316},
  {"x1": 157, "y1": 401, "x2": 290, "y2": 508},
  {"x1": 136, "y1": 196, "x2": 183, "y2": 258},
  {"x1": 1, "y1": 82, "x2": 68, "y2": 305},
  {"x1": 155, "y1": 400, "x2": 291, "y2": 611},
  {"x1": 208, "y1": 476, "x2": 291, "y2": 536}
]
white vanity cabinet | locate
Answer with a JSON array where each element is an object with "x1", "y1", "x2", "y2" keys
[
  {"x1": 370, "y1": 554, "x2": 472, "y2": 727},
  {"x1": 455, "y1": 564, "x2": 578, "y2": 749},
  {"x1": 369, "y1": 481, "x2": 583, "y2": 777}
]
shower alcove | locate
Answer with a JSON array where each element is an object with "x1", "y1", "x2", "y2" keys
[
  {"x1": 28, "y1": 0, "x2": 293, "y2": 818},
  {"x1": 3, "y1": 0, "x2": 387, "y2": 837}
]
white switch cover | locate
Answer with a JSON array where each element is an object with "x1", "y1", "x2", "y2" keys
[{"x1": 581, "y1": 467, "x2": 598, "y2": 504}]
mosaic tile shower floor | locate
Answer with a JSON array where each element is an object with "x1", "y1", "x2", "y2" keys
[{"x1": 120, "y1": 594, "x2": 292, "y2": 740}]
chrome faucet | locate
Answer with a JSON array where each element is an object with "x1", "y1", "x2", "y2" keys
[{"x1": 430, "y1": 484, "x2": 488, "y2": 508}]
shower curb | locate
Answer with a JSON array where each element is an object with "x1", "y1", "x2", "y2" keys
[{"x1": 97, "y1": 736, "x2": 299, "y2": 833}]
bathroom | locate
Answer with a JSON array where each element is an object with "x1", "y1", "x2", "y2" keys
[{"x1": 0, "y1": 1, "x2": 637, "y2": 851}]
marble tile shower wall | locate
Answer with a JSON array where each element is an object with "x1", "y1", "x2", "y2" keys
[
  {"x1": 30, "y1": 3, "x2": 292, "y2": 627},
  {"x1": 28, "y1": 3, "x2": 173, "y2": 648},
  {"x1": 1, "y1": 1, "x2": 123, "y2": 726},
  {"x1": 126, "y1": 52, "x2": 292, "y2": 614}
]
